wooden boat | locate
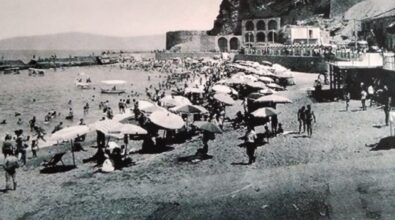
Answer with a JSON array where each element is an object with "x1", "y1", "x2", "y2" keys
[{"x1": 101, "y1": 88, "x2": 126, "y2": 94}]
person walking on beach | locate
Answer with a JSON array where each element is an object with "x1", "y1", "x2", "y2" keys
[
  {"x1": 383, "y1": 85, "x2": 392, "y2": 126},
  {"x1": 3, "y1": 148, "x2": 19, "y2": 192},
  {"x1": 29, "y1": 116, "x2": 36, "y2": 132},
  {"x1": 305, "y1": 105, "x2": 316, "y2": 137},
  {"x1": 298, "y1": 106, "x2": 306, "y2": 134},
  {"x1": 368, "y1": 84, "x2": 375, "y2": 107},
  {"x1": 345, "y1": 91, "x2": 351, "y2": 111},
  {"x1": 271, "y1": 115, "x2": 278, "y2": 135},
  {"x1": 361, "y1": 89, "x2": 367, "y2": 111},
  {"x1": 245, "y1": 126, "x2": 257, "y2": 164}
]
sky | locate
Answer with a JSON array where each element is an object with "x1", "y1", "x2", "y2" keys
[{"x1": 0, "y1": 0, "x2": 222, "y2": 40}]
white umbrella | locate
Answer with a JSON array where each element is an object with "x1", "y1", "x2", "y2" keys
[
  {"x1": 214, "y1": 93, "x2": 235, "y2": 106},
  {"x1": 101, "y1": 80, "x2": 127, "y2": 85},
  {"x1": 194, "y1": 121, "x2": 222, "y2": 133},
  {"x1": 254, "y1": 95, "x2": 292, "y2": 104},
  {"x1": 258, "y1": 76, "x2": 274, "y2": 83},
  {"x1": 149, "y1": 111, "x2": 185, "y2": 130},
  {"x1": 50, "y1": 125, "x2": 90, "y2": 142},
  {"x1": 184, "y1": 87, "x2": 204, "y2": 94},
  {"x1": 160, "y1": 95, "x2": 192, "y2": 108},
  {"x1": 251, "y1": 107, "x2": 277, "y2": 118},
  {"x1": 212, "y1": 85, "x2": 232, "y2": 94},
  {"x1": 267, "y1": 83, "x2": 285, "y2": 90},
  {"x1": 170, "y1": 104, "x2": 208, "y2": 114},
  {"x1": 120, "y1": 124, "x2": 148, "y2": 135},
  {"x1": 89, "y1": 119, "x2": 123, "y2": 135},
  {"x1": 138, "y1": 100, "x2": 154, "y2": 109}
]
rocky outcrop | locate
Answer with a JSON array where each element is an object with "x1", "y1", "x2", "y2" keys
[{"x1": 209, "y1": 0, "x2": 331, "y2": 36}]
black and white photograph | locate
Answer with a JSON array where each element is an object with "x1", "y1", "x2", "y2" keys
[{"x1": 1, "y1": 0, "x2": 395, "y2": 219}]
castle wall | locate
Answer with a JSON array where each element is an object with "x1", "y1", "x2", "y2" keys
[{"x1": 166, "y1": 31, "x2": 217, "y2": 52}]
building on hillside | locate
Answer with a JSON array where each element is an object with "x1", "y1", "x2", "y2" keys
[
  {"x1": 282, "y1": 25, "x2": 330, "y2": 45},
  {"x1": 241, "y1": 17, "x2": 282, "y2": 47},
  {"x1": 361, "y1": 10, "x2": 395, "y2": 51}
]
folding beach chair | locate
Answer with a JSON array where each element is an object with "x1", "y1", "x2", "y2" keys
[{"x1": 42, "y1": 152, "x2": 66, "y2": 168}]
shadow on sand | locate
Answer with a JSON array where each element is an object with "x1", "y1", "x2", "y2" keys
[
  {"x1": 177, "y1": 154, "x2": 213, "y2": 163},
  {"x1": 40, "y1": 165, "x2": 76, "y2": 174},
  {"x1": 367, "y1": 136, "x2": 395, "y2": 151},
  {"x1": 131, "y1": 146, "x2": 175, "y2": 155},
  {"x1": 231, "y1": 162, "x2": 250, "y2": 166}
]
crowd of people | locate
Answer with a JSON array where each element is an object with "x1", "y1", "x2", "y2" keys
[{"x1": 2, "y1": 56, "x2": 307, "y2": 190}]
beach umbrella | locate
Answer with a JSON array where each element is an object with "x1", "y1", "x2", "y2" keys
[
  {"x1": 49, "y1": 125, "x2": 91, "y2": 167},
  {"x1": 246, "y1": 81, "x2": 267, "y2": 89},
  {"x1": 50, "y1": 125, "x2": 91, "y2": 142},
  {"x1": 184, "y1": 87, "x2": 204, "y2": 94},
  {"x1": 254, "y1": 95, "x2": 292, "y2": 104},
  {"x1": 140, "y1": 105, "x2": 166, "y2": 114},
  {"x1": 247, "y1": 92, "x2": 264, "y2": 100},
  {"x1": 89, "y1": 119, "x2": 123, "y2": 135},
  {"x1": 149, "y1": 111, "x2": 185, "y2": 130},
  {"x1": 160, "y1": 95, "x2": 192, "y2": 108},
  {"x1": 170, "y1": 104, "x2": 208, "y2": 114},
  {"x1": 120, "y1": 124, "x2": 148, "y2": 135},
  {"x1": 138, "y1": 100, "x2": 154, "y2": 109},
  {"x1": 259, "y1": 88, "x2": 276, "y2": 95},
  {"x1": 194, "y1": 121, "x2": 222, "y2": 133},
  {"x1": 258, "y1": 76, "x2": 274, "y2": 83},
  {"x1": 101, "y1": 80, "x2": 127, "y2": 85},
  {"x1": 251, "y1": 107, "x2": 277, "y2": 118},
  {"x1": 212, "y1": 85, "x2": 232, "y2": 94},
  {"x1": 267, "y1": 83, "x2": 284, "y2": 90},
  {"x1": 214, "y1": 93, "x2": 235, "y2": 106},
  {"x1": 112, "y1": 109, "x2": 133, "y2": 122}
]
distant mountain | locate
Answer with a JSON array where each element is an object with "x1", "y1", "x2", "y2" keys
[{"x1": 0, "y1": 32, "x2": 165, "y2": 51}]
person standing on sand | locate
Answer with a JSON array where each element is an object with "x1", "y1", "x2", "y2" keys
[
  {"x1": 361, "y1": 89, "x2": 367, "y2": 111},
  {"x1": 383, "y1": 85, "x2": 392, "y2": 126},
  {"x1": 345, "y1": 91, "x2": 351, "y2": 111},
  {"x1": 245, "y1": 126, "x2": 257, "y2": 164},
  {"x1": 305, "y1": 105, "x2": 316, "y2": 137},
  {"x1": 2, "y1": 134, "x2": 14, "y2": 158},
  {"x1": 3, "y1": 148, "x2": 19, "y2": 192},
  {"x1": 298, "y1": 106, "x2": 306, "y2": 134},
  {"x1": 368, "y1": 85, "x2": 375, "y2": 107}
]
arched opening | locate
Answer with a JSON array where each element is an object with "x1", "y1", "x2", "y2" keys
[
  {"x1": 245, "y1": 33, "x2": 254, "y2": 43},
  {"x1": 268, "y1": 20, "x2": 278, "y2": 30},
  {"x1": 268, "y1": 32, "x2": 278, "y2": 43},
  {"x1": 257, "y1": 20, "x2": 266, "y2": 30},
  {"x1": 230, "y1": 37, "x2": 240, "y2": 50},
  {"x1": 256, "y1": 32, "x2": 266, "y2": 43},
  {"x1": 245, "y1": 21, "x2": 255, "y2": 31},
  {"x1": 218, "y1": 37, "x2": 228, "y2": 52}
]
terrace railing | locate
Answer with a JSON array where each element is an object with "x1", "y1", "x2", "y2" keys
[{"x1": 383, "y1": 53, "x2": 395, "y2": 71}]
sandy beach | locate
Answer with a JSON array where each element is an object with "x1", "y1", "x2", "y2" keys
[{"x1": 1, "y1": 70, "x2": 394, "y2": 219}]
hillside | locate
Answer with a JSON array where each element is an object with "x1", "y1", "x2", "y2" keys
[
  {"x1": 0, "y1": 32, "x2": 165, "y2": 51},
  {"x1": 208, "y1": 0, "x2": 394, "y2": 41}
]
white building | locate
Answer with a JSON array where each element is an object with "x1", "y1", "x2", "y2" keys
[{"x1": 283, "y1": 25, "x2": 329, "y2": 45}]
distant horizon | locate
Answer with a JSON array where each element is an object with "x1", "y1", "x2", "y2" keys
[
  {"x1": 0, "y1": 0, "x2": 221, "y2": 40},
  {"x1": 0, "y1": 31, "x2": 167, "y2": 41}
]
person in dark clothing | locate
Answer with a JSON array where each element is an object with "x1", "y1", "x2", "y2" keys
[
  {"x1": 298, "y1": 106, "x2": 306, "y2": 134},
  {"x1": 271, "y1": 115, "x2": 278, "y2": 135},
  {"x1": 383, "y1": 86, "x2": 392, "y2": 126},
  {"x1": 305, "y1": 105, "x2": 316, "y2": 137},
  {"x1": 245, "y1": 126, "x2": 257, "y2": 164}
]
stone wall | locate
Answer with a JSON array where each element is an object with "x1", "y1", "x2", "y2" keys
[
  {"x1": 166, "y1": 31, "x2": 217, "y2": 52},
  {"x1": 235, "y1": 54, "x2": 328, "y2": 73}
]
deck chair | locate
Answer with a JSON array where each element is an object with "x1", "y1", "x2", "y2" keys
[{"x1": 42, "y1": 152, "x2": 66, "y2": 168}]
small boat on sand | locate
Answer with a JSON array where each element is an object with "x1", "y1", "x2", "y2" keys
[{"x1": 101, "y1": 88, "x2": 125, "y2": 94}]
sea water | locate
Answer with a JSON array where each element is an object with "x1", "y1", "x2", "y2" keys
[{"x1": 0, "y1": 65, "x2": 162, "y2": 140}]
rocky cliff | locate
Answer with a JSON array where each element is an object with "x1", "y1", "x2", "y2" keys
[{"x1": 209, "y1": 0, "x2": 332, "y2": 35}]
